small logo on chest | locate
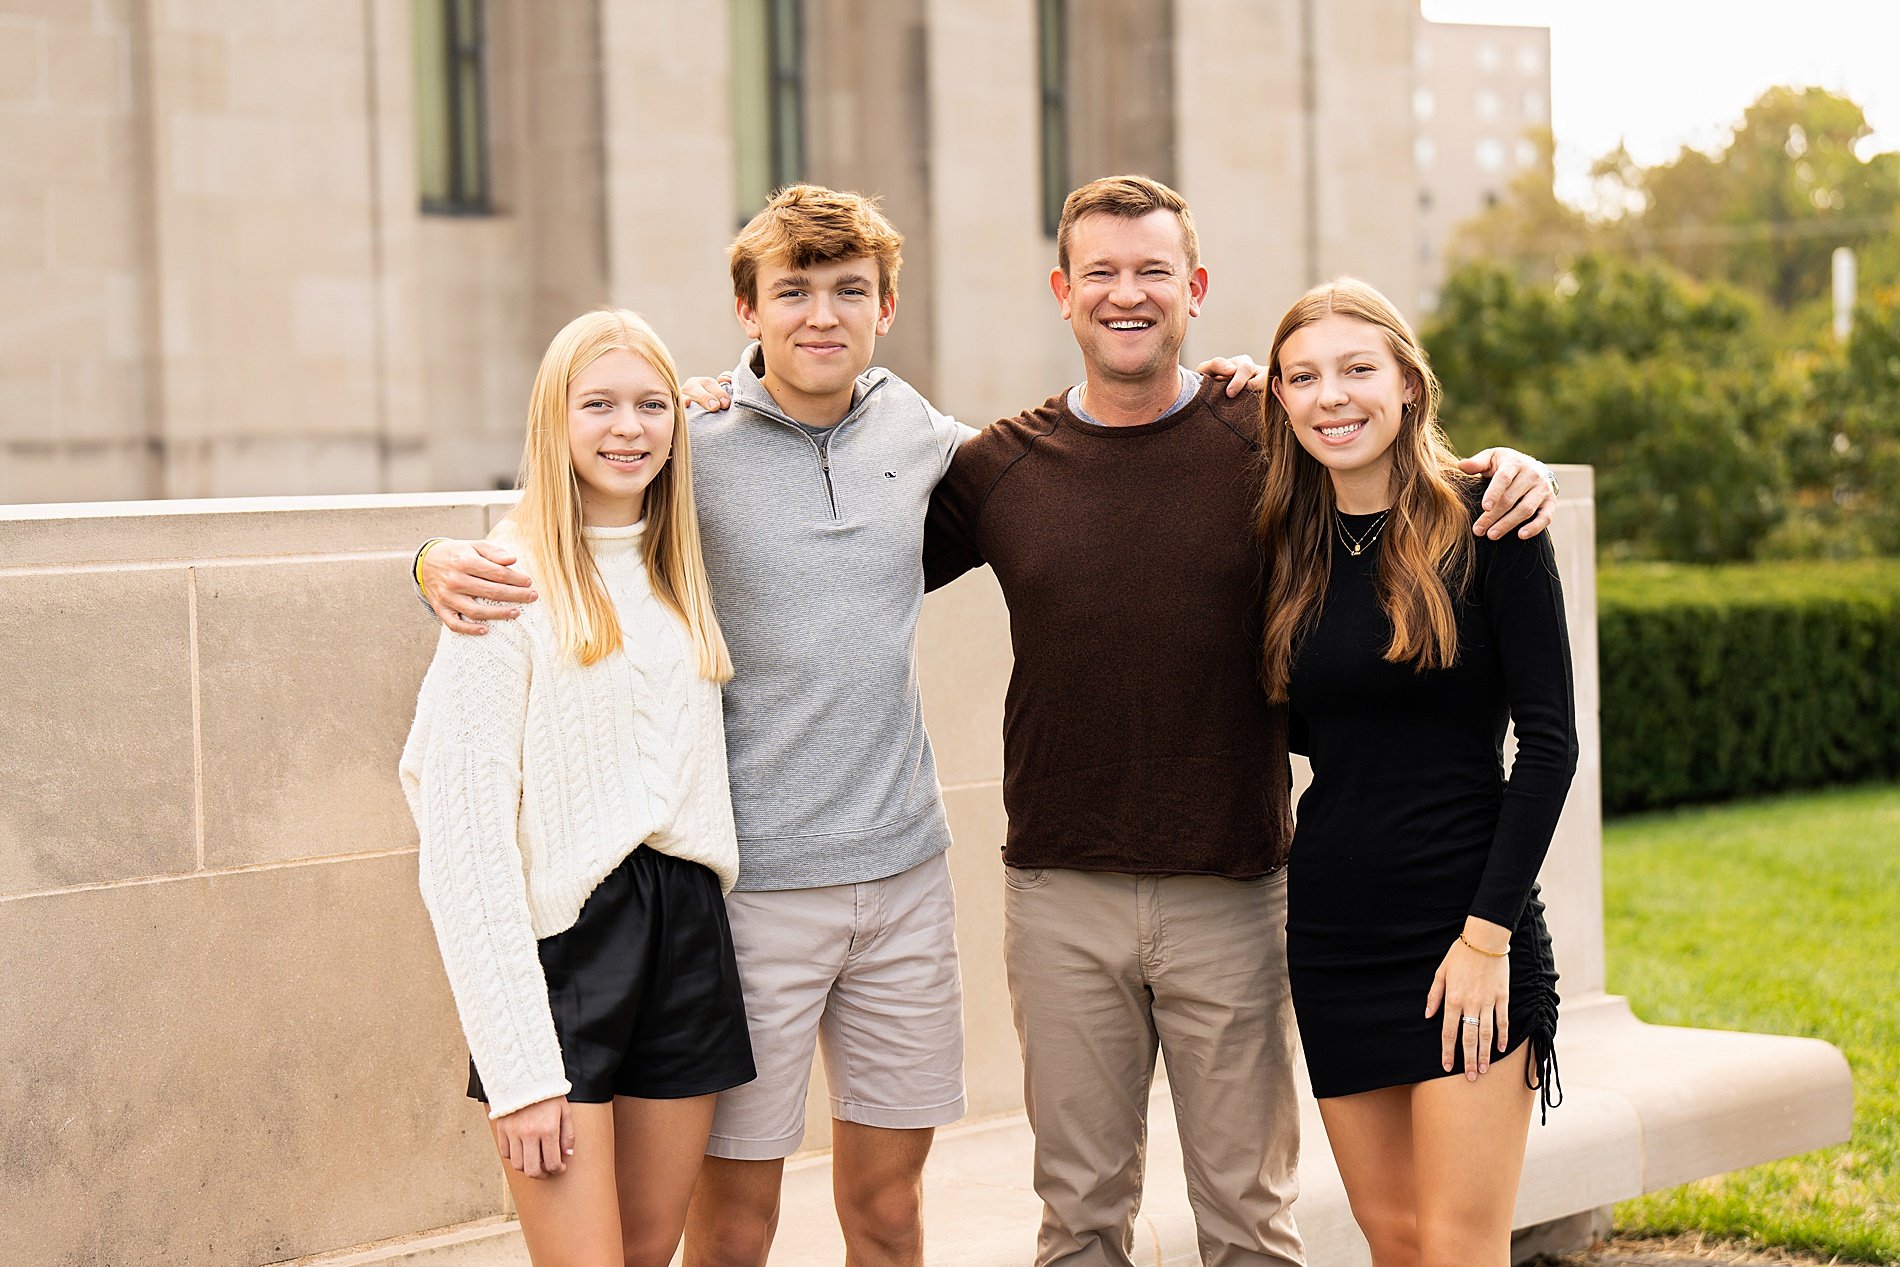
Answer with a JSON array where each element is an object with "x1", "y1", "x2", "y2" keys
[{"x1": 883, "y1": 471, "x2": 896, "y2": 478}]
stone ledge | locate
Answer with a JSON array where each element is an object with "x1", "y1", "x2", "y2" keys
[
  {"x1": 0, "y1": 491, "x2": 518, "y2": 566},
  {"x1": 314, "y1": 991, "x2": 1851, "y2": 1266}
]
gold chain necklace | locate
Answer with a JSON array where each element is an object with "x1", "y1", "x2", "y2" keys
[{"x1": 1333, "y1": 508, "x2": 1391, "y2": 557}]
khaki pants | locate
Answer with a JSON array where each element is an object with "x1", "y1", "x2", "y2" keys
[{"x1": 1004, "y1": 866, "x2": 1304, "y2": 1267}]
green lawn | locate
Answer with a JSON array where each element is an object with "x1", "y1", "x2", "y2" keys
[{"x1": 1603, "y1": 783, "x2": 1900, "y2": 1263}]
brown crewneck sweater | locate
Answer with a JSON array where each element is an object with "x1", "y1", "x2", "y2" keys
[{"x1": 924, "y1": 377, "x2": 1293, "y2": 878}]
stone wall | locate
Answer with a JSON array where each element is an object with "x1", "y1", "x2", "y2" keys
[{"x1": 2, "y1": 495, "x2": 506, "y2": 1264}]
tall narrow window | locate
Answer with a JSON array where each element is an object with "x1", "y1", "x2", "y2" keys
[
  {"x1": 734, "y1": 0, "x2": 806, "y2": 218},
  {"x1": 1039, "y1": 0, "x2": 1177, "y2": 238},
  {"x1": 1038, "y1": 0, "x2": 1069, "y2": 238},
  {"x1": 414, "y1": 0, "x2": 490, "y2": 213}
]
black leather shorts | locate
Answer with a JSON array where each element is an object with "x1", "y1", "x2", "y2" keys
[{"x1": 469, "y1": 847, "x2": 756, "y2": 1104}]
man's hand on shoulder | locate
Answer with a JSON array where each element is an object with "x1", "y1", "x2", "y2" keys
[
  {"x1": 1194, "y1": 354, "x2": 1270, "y2": 397},
  {"x1": 1458, "y1": 447, "x2": 1558, "y2": 541},
  {"x1": 682, "y1": 374, "x2": 732, "y2": 412},
  {"x1": 421, "y1": 539, "x2": 538, "y2": 635}
]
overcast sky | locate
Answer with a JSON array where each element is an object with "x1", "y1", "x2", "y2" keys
[{"x1": 1420, "y1": 0, "x2": 1900, "y2": 206}]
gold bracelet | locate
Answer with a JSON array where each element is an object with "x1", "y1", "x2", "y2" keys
[{"x1": 1459, "y1": 933, "x2": 1509, "y2": 958}]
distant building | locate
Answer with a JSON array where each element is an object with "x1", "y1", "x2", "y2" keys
[
  {"x1": 1413, "y1": 17, "x2": 1553, "y2": 311},
  {"x1": 4, "y1": 0, "x2": 1426, "y2": 504}
]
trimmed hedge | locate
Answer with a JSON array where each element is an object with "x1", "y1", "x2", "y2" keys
[{"x1": 1597, "y1": 560, "x2": 1900, "y2": 814}]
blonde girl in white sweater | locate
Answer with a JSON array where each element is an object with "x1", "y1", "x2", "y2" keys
[{"x1": 402, "y1": 309, "x2": 754, "y2": 1267}]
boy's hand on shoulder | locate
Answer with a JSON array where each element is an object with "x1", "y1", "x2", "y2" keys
[{"x1": 423, "y1": 539, "x2": 537, "y2": 634}]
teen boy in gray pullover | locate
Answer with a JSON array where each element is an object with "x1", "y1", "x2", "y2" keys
[{"x1": 690, "y1": 343, "x2": 966, "y2": 892}]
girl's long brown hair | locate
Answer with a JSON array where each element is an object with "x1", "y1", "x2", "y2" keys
[
  {"x1": 1257, "y1": 279, "x2": 1475, "y2": 702},
  {"x1": 507, "y1": 309, "x2": 732, "y2": 681}
]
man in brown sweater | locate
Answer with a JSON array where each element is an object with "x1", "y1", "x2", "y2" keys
[{"x1": 923, "y1": 176, "x2": 1555, "y2": 1267}]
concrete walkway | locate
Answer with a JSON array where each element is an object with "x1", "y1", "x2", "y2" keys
[{"x1": 299, "y1": 995, "x2": 1852, "y2": 1266}]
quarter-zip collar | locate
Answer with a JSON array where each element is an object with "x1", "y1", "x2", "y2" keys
[
  {"x1": 725, "y1": 341, "x2": 891, "y2": 434},
  {"x1": 721, "y1": 342, "x2": 892, "y2": 520}
]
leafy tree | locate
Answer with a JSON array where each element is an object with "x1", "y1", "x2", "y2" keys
[
  {"x1": 1535, "y1": 352, "x2": 1795, "y2": 562},
  {"x1": 1427, "y1": 252, "x2": 1759, "y2": 438},
  {"x1": 1425, "y1": 254, "x2": 1789, "y2": 561},
  {"x1": 1553, "y1": 88, "x2": 1900, "y2": 311},
  {"x1": 1419, "y1": 260, "x2": 1558, "y2": 448},
  {"x1": 1427, "y1": 87, "x2": 1900, "y2": 561},
  {"x1": 1772, "y1": 287, "x2": 1900, "y2": 555},
  {"x1": 1848, "y1": 205, "x2": 1900, "y2": 296}
]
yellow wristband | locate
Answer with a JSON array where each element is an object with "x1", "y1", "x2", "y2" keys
[
  {"x1": 1459, "y1": 933, "x2": 1510, "y2": 958},
  {"x1": 414, "y1": 537, "x2": 445, "y2": 592}
]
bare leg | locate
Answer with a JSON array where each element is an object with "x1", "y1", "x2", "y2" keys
[
  {"x1": 1315, "y1": 1045, "x2": 1536, "y2": 1267},
  {"x1": 683, "y1": 1155, "x2": 786, "y2": 1267},
  {"x1": 1315, "y1": 1086, "x2": 1422, "y2": 1267},
  {"x1": 1410, "y1": 1044, "x2": 1536, "y2": 1267},
  {"x1": 612, "y1": 1094, "x2": 718, "y2": 1267},
  {"x1": 500, "y1": 1101, "x2": 624, "y2": 1267},
  {"x1": 832, "y1": 1122, "x2": 934, "y2": 1267}
]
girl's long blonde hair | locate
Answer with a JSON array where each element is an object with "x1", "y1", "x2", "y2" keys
[
  {"x1": 1257, "y1": 279, "x2": 1475, "y2": 701},
  {"x1": 507, "y1": 309, "x2": 733, "y2": 682}
]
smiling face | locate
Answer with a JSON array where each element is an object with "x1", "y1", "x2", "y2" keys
[
  {"x1": 736, "y1": 254, "x2": 895, "y2": 426},
  {"x1": 1271, "y1": 313, "x2": 1418, "y2": 509},
  {"x1": 1050, "y1": 209, "x2": 1207, "y2": 391},
  {"x1": 566, "y1": 347, "x2": 677, "y2": 527}
]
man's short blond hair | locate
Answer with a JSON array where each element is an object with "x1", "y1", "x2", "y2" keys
[
  {"x1": 1055, "y1": 175, "x2": 1201, "y2": 274},
  {"x1": 728, "y1": 184, "x2": 904, "y2": 306}
]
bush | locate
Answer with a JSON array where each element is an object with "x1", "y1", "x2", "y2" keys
[{"x1": 1597, "y1": 560, "x2": 1900, "y2": 813}]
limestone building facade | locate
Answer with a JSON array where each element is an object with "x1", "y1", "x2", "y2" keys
[
  {"x1": 2, "y1": 0, "x2": 1423, "y2": 504},
  {"x1": 1413, "y1": 16, "x2": 1553, "y2": 310}
]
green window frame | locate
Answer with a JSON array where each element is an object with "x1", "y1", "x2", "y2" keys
[
  {"x1": 734, "y1": 0, "x2": 806, "y2": 219},
  {"x1": 414, "y1": 0, "x2": 491, "y2": 214}
]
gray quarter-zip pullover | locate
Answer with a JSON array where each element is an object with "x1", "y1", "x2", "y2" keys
[{"x1": 690, "y1": 344, "x2": 975, "y2": 890}]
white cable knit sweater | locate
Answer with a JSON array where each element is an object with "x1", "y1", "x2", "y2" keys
[{"x1": 400, "y1": 518, "x2": 739, "y2": 1118}]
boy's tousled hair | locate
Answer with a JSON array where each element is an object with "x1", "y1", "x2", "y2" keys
[
  {"x1": 1056, "y1": 174, "x2": 1201, "y2": 274},
  {"x1": 728, "y1": 184, "x2": 904, "y2": 306}
]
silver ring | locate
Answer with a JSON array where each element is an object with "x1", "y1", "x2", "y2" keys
[{"x1": 1461, "y1": 1016, "x2": 1481, "y2": 1027}]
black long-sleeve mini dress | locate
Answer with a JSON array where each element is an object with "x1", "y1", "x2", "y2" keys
[{"x1": 1286, "y1": 505, "x2": 1578, "y2": 1111}]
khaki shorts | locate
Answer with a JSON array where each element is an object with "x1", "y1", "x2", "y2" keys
[{"x1": 707, "y1": 852, "x2": 967, "y2": 1160}]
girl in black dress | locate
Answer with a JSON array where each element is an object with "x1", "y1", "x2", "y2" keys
[{"x1": 1257, "y1": 279, "x2": 1578, "y2": 1267}]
